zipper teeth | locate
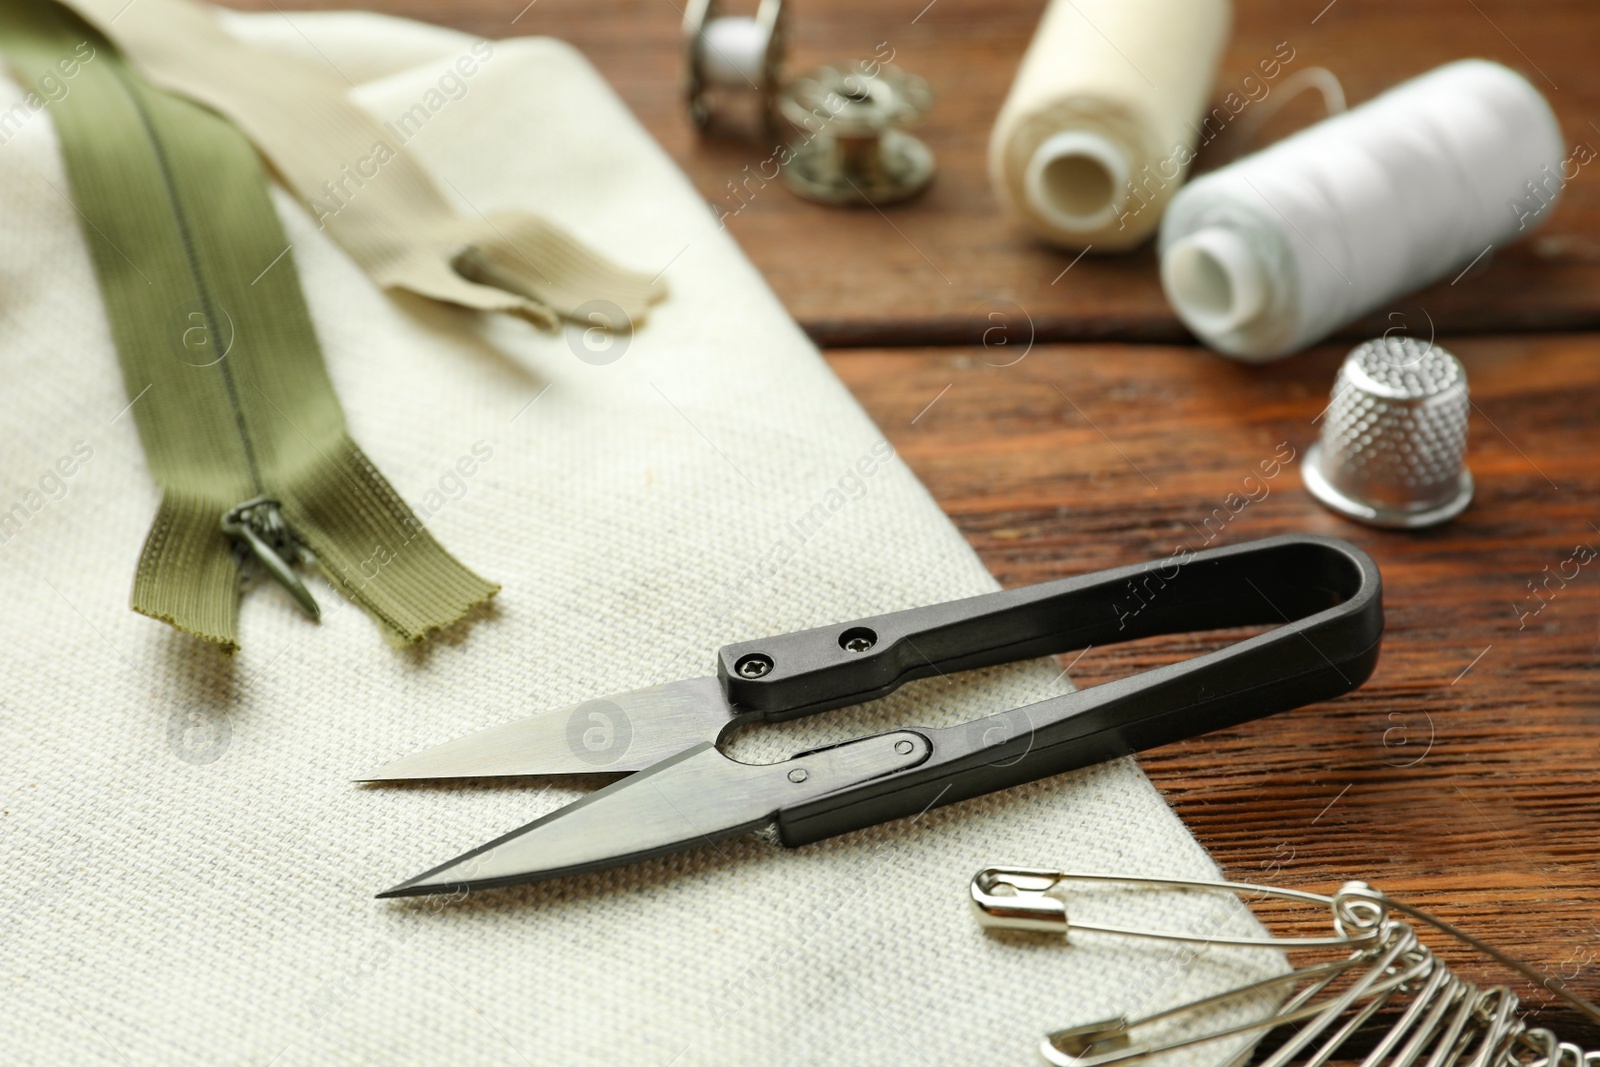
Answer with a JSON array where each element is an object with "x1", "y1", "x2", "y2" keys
[{"x1": 112, "y1": 62, "x2": 263, "y2": 497}]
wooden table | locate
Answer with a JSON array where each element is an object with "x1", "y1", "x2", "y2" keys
[
  {"x1": 835, "y1": 335, "x2": 1600, "y2": 1036},
  {"x1": 237, "y1": 0, "x2": 1600, "y2": 1034},
  {"x1": 248, "y1": 0, "x2": 1600, "y2": 348}
]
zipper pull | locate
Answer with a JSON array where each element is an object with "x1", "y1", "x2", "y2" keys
[{"x1": 221, "y1": 496, "x2": 320, "y2": 621}]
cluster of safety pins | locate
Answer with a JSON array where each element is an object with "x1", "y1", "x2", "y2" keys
[{"x1": 971, "y1": 870, "x2": 1600, "y2": 1067}]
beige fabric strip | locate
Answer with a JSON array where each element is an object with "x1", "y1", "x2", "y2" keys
[{"x1": 61, "y1": 0, "x2": 665, "y2": 328}]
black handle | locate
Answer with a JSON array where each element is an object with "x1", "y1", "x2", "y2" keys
[
  {"x1": 769, "y1": 534, "x2": 1384, "y2": 847},
  {"x1": 718, "y1": 533, "x2": 1374, "y2": 722}
]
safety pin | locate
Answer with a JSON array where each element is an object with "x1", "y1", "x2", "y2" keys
[
  {"x1": 1359, "y1": 958, "x2": 1457, "y2": 1067},
  {"x1": 1033, "y1": 932, "x2": 1422, "y2": 1067},
  {"x1": 971, "y1": 868, "x2": 1383, "y2": 949},
  {"x1": 1340, "y1": 885, "x2": 1600, "y2": 1029},
  {"x1": 1237, "y1": 922, "x2": 1424, "y2": 1067},
  {"x1": 1458, "y1": 989, "x2": 1521, "y2": 1067},
  {"x1": 1511, "y1": 1029, "x2": 1600, "y2": 1067}
]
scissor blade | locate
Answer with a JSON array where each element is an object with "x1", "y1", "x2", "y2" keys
[
  {"x1": 356, "y1": 676, "x2": 735, "y2": 780},
  {"x1": 376, "y1": 730, "x2": 931, "y2": 898},
  {"x1": 376, "y1": 743, "x2": 775, "y2": 897}
]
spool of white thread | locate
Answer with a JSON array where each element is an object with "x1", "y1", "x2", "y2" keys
[
  {"x1": 684, "y1": 0, "x2": 784, "y2": 133},
  {"x1": 1023, "y1": 130, "x2": 1132, "y2": 234},
  {"x1": 989, "y1": 0, "x2": 1232, "y2": 251},
  {"x1": 1160, "y1": 59, "x2": 1566, "y2": 361},
  {"x1": 699, "y1": 16, "x2": 768, "y2": 88}
]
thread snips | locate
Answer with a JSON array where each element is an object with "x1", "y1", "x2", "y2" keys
[{"x1": 364, "y1": 534, "x2": 1383, "y2": 898}]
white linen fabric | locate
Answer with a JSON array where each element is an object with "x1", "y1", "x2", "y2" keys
[{"x1": 0, "y1": 12, "x2": 1278, "y2": 1065}]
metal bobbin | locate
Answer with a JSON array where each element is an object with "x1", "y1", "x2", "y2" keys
[
  {"x1": 683, "y1": 0, "x2": 786, "y2": 138},
  {"x1": 778, "y1": 61, "x2": 935, "y2": 206}
]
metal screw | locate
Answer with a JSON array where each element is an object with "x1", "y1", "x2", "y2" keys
[
  {"x1": 788, "y1": 768, "x2": 809, "y2": 783},
  {"x1": 838, "y1": 627, "x2": 877, "y2": 653},
  {"x1": 735, "y1": 654, "x2": 773, "y2": 679},
  {"x1": 894, "y1": 739, "x2": 914, "y2": 755}
]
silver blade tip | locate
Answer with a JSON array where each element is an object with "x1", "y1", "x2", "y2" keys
[
  {"x1": 353, "y1": 749, "x2": 471, "y2": 783},
  {"x1": 353, "y1": 766, "x2": 419, "y2": 784},
  {"x1": 351, "y1": 675, "x2": 733, "y2": 780},
  {"x1": 375, "y1": 880, "x2": 452, "y2": 899}
]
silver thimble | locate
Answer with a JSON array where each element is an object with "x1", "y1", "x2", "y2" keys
[{"x1": 1302, "y1": 337, "x2": 1473, "y2": 528}]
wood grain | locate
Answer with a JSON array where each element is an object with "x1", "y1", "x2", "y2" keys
[
  {"x1": 223, "y1": 0, "x2": 1600, "y2": 346},
  {"x1": 829, "y1": 334, "x2": 1600, "y2": 1030}
]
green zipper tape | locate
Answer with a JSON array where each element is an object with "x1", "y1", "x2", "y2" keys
[{"x1": 0, "y1": 0, "x2": 498, "y2": 652}]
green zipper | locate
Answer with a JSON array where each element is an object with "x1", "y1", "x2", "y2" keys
[
  {"x1": 114, "y1": 58, "x2": 325, "y2": 620},
  {"x1": 0, "y1": 0, "x2": 498, "y2": 652}
]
